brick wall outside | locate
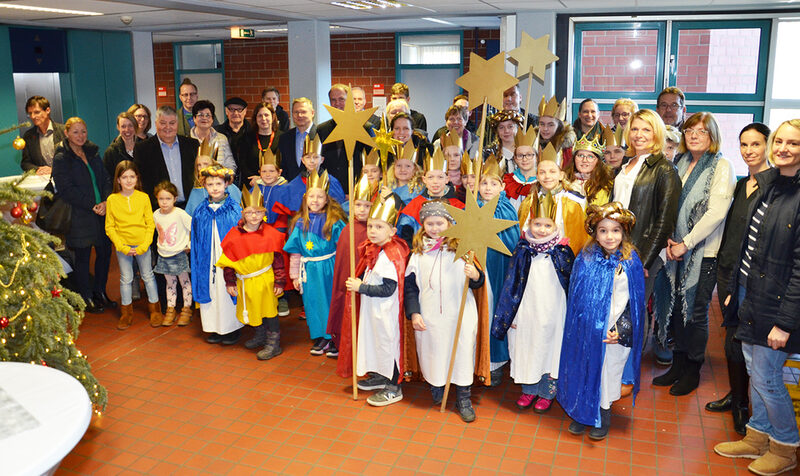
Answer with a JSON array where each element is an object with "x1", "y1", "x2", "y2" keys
[
  {"x1": 330, "y1": 33, "x2": 395, "y2": 107},
  {"x1": 153, "y1": 43, "x2": 174, "y2": 109},
  {"x1": 463, "y1": 28, "x2": 501, "y2": 70},
  {"x1": 676, "y1": 30, "x2": 711, "y2": 93},
  {"x1": 580, "y1": 29, "x2": 660, "y2": 92},
  {"x1": 705, "y1": 28, "x2": 760, "y2": 94}
]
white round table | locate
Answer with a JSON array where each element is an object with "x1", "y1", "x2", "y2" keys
[{"x1": 0, "y1": 362, "x2": 92, "y2": 476}]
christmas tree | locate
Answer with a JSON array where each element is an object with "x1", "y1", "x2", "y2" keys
[{"x1": 0, "y1": 172, "x2": 107, "y2": 413}]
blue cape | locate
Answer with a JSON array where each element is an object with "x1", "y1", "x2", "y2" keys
[
  {"x1": 190, "y1": 195, "x2": 242, "y2": 304},
  {"x1": 556, "y1": 244, "x2": 645, "y2": 427}
]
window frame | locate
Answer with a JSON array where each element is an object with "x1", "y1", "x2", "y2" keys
[{"x1": 172, "y1": 40, "x2": 226, "y2": 113}]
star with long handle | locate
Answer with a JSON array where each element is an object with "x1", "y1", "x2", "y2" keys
[{"x1": 507, "y1": 33, "x2": 559, "y2": 130}]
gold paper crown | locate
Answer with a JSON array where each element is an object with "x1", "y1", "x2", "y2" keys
[
  {"x1": 200, "y1": 164, "x2": 234, "y2": 181},
  {"x1": 480, "y1": 154, "x2": 503, "y2": 181},
  {"x1": 352, "y1": 172, "x2": 377, "y2": 202},
  {"x1": 422, "y1": 147, "x2": 448, "y2": 174},
  {"x1": 197, "y1": 139, "x2": 219, "y2": 160},
  {"x1": 259, "y1": 147, "x2": 281, "y2": 169},
  {"x1": 397, "y1": 141, "x2": 417, "y2": 162},
  {"x1": 306, "y1": 169, "x2": 330, "y2": 193},
  {"x1": 537, "y1": 96, "x2": 567, "y2": 122},
  {"x1": 368, "y1": 194, "x2": 400, "y2": 226},
  {"x1": 440, "y1": 129, "x2": 462, "y2": 151},
  {"x1": 460, "y1": 150, "x2": 480, "y2": 176},
  {"x1": 490, "y1": 109, "x2": 523, "y2": 129},
  {"x1": 574, "y1": 129, "x2": 605, "y2": 157},
  {"x1": 531, "y1": 190, "x2": 557, "y2": 221},
  {"x1": 601, "y1": 124, "x2": 625, "y2": 148},
  {"x1": 241, "y1": 185, "x2": 265, "y2": 210},
  {"x1": 514, "y1": 125, "x2": 538, "y2": 148},
  {"x1": 303, "y1": 133, "x2": 322, "y2": 157},
  {"x1": 585, "y1": 201, "x2": 636, "y2": 235},
  {"x1": 362, "y1": 149, "x2": 380, "y2": 168},
  {"x1": 538, "y1": 142, "x2": 561, "y2": 165}
]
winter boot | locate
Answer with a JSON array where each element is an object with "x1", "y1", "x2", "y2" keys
[
  {"x1": 161, "y1": 307, "x2": 177, "y2": 327},
  {"x1": 588, "y1": 408, "x2": 611, "y2": 440},
  {"x1": 706, "y1": 391, "x2": 732, "y2": 412},
  {"x1": 714, "y1": 426, "x2": 770, "y2": 459},
  {"x1": 748, "y1": 438, "x2": 799, "y2": 475},
  {"x1": 177, "y1": 306, "x2": 193, "y2": 326},
  {"x1": 455, "y1": 385, "x2": 476, "y2": 423},
  {"x1": 670, "y1": 359, "x2": 702, "y2": 396},
  {"x1": 117, "y1": 304, "x2": 134, "y2": 330},
  {"x1": 148, "y1": 301, "x2": 164, "y2": 327},
  {"x1": 245, "y1": 322, "x2": 268, "y2": 349},
  {"x1": 652, "y1": 351, "x2": 687, "y2": 386},
  {"x1": 257, "y1": 331, "x2": 283, "y2": 360}
]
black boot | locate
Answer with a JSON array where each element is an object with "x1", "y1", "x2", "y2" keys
[
  {"x1": 455, "y1": 385, "x2": 476, "y2": 423},
  {"x1": 93, "y1": 291, "x2": 118, "y2": 309},
  {"x1": 588, "y1": 408, "x2": 611, "y2": 440},
  {"x1": 705, "y1": 391, "x2": 732, "y2": 412},
  {"x1": 729, "y1": 359, "x2": 750, "y2": 436},
  {"x1": 670, "y1": 359, "x2": 702, "y2": 396},
  {"x1": 244, "y1": 322, "x2": 268, "y2": 349},
  {"x1": 652, "y1": 351, "x2": 686, "y2": 386},
  {"x1": 221, "y1": 328, "x2": 242, "y2": 345}
]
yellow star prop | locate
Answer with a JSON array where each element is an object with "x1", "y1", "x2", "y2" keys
[
  {"x1": 440, "y1": 192, "x2": 518, "y2": 267},
  {"x1": 323, "y1": 91, "x2": 378, "y2": 161},
  {"x1": 507, "y1": 32, "x2": 559, "y2": 81},
  {"x1": 372, "y1": 117, "x2": 402, "y2": 171},
  {"x1": 455, "y1": 52, "x2": 519, "y2": 111}
]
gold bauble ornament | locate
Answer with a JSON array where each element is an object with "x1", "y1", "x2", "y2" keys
[
  {"x1": 21, "y1": 211, "x2": 34, "y2": 224},
  {"x1": 12, "y1": 137, "x2": 25, "y2": 151}
]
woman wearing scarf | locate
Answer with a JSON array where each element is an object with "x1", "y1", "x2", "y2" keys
[{"x1": 652, "y1": 112, "x2": 736, "y2": 396}]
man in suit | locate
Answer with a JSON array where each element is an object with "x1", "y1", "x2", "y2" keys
[
  {"x1": 277, "y1": 97, "x2": 316, "y2": 182},
  {"x1": 21, "y1": 95, "x2": 65, "y2": 174},
  {"x1": 133, "y1": 106, "x2": 198, "y2": 208},
  {"x1": 176, "y1": 79, "x2": 198, "y2": 137},
  {"x1": 262, "y1": 87, "x2": 290, "y2": 133},
  {"x1": 316, "y1": 84, "x2": 369, "y2": 194}
]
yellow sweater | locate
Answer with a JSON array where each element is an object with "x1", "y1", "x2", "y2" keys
[{"x1": 105, "y1": 190, "x2": 155, "y2": 255}]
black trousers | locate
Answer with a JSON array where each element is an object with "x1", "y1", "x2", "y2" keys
[
  {"x1": 671, "y1": 257, "x2": 717, "y2": 363},
  {"x1": 71, "y1": 235, "x2": 112, "y2": 301}
]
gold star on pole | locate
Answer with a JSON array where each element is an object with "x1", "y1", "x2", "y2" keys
[
  {"x1": 323, "y1": 91, "x2": 378, "y2": 161},
  {"x1": 455, "y1": 52, "x2": 519, "y2": 111},
  {"x1": 372, "y1": 117, "x2": 402, "y2": 174},
  {"x1": 507, "y1": 32, "x2": 559, "y2": 81},
  {"x1": 440, "y1": 192, "x2": 518, "y2": 267}
]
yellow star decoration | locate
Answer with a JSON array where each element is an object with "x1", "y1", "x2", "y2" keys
[
  {"x1": 507, "y1": 32, "x2": 559, "y2": 81},
  {"x1": 305, "y1": 240, "x2": 314, "y2": 251},
  {"x1": 455, "y1": 52, "x2": 519, "y2": 111},
  {"x1": 323, "y1": 90, "x2": 378, "y2": 161},
  {"x1": 372, "y1": 117, "x2": 402, "y2": 164},
  {"x1": 440, "y1": 192, "x2": 518, "y2": 267}
]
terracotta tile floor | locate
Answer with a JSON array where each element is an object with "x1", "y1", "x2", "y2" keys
[{"x1": 56, "y1": 270, "x2": 771, "y2": 475}]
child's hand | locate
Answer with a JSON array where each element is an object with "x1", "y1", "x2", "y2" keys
[
  {"x1": 293, "y1": 278, "x2": 303, "y2": 294},
  {"x1": 412, "y1": 313, "x2": 426, "y2": 331},
  {"x1": 603, "y1": 329, "x2": 619, "y2": 344},
  {"x1": 464, "y1": 263, "x2": 479, "y2": 280},
  {"x1": 510, "y1": 323, "x2": 517, "y2": 329},
  {"x1": 380, "y1": 186, "x2": 392, "y2": 200},
  {"x1": 274, "y1": 286, "x2": 283, "y2": 296},
  {"x1": 226, "y1": 285, "x2": 238, "y2": 297},
  {"x1": 127, "y1": 247, "x2": 138, "y2": 256},
  {"x1": 345, "y1": 277, "x2": 362, "y2": 292}
]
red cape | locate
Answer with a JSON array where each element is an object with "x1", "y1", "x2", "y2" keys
[
  {"x1": 326, "y1": 220, "x2": 368, "y2": 347},
  {"x1": 503, "y1": 173, "x2": 534, "y2": 201},
  {"x1": 400, "y1": 194, "x2": 464, "y2": 226},
  {"x1": 220, "y1": 221, "x2": 285, "y2": 258}
]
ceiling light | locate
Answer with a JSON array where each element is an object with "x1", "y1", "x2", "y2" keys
[
  {"x1": 0, "y1": 4, "x2": 102, "y2": 15},
  {"x1": 331, "y1": 0, "x2": 403, "y2": 10},
  {"x1": 422, "y1": 17, "x2": 455, "y2": 26}
]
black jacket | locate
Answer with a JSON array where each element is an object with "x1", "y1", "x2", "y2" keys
[
  {"x1": 317, "y1": 118, "x2": 373, "y2": 194},
  {"x1": 237, "y1": 130, "x2": 281, "y2": 186},
  {"x1": 103, "y1": 136, "x2": 137, "y2": 179},
  {"x1": 133, "y1": 134, "x2": 198, "y2": 208},
  {"x1": 625, "y1": 152, "x2": 681, "y2": 270},
  {"x1": 733, "y1": 168, "x2": 800, "y2": 353},
  {"x1": 277, "y1": 125, "x2": 317, "y2": 182},
  {"x1": 51, "y1": 140, "x2": 112, "y2": 248},
  {"x1": 276, "y1": 105, "x2": 290, "y2": 133},
  {"x1": 21, "y1": 122, "x2": 65, "y2": 171}
]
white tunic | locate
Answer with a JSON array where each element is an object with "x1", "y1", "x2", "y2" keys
[
  {"x1": 599, "y1": 268, "x2": 631, "y2": 409},
  {"x1": 508, "y1": 253, "x2": 567, "y2": 384},
  {"x1": 407, "y1": 246, "x2": 478, "y2": 387},
  {"x1": 199, "y1": 204, "x2": 243, "y2": 335},
  {"x1": 356, "y1": 252, "x2": 401, "y2": 379}
]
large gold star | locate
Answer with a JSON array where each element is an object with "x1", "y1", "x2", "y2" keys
[
  {"x1": 507, "y1": 32, "x2": 559, "y2": 81},
  {"x1": 323, "y1": 91, "x2": 378, "y2": 161},
  {"x1": 455, "y1": 52, "x2": 519, "y2": 111},
  {"x1": 372, "y1": 117, "x2": 402, "y2": 169},
  {"x1": 440, "y1": 192, "x2": 518, "y2": 267}
]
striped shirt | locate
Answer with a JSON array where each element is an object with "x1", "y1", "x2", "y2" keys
[{"x1": 740, "y1": 199, "x2": 769, "y2": 283}]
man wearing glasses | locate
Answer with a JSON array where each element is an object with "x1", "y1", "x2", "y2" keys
[
  {"x1": 177, "y1": 78, "x2": 198, "y2": 137},
  {"x1": 215, "y1": 97, "x2": 251, "y2": 172},
  {"x1": 21, "y1": 95, "x2": 64, "y2": 175},
  {"x1": 656, "y1": 87, "x2": 687, "y2": 129}
]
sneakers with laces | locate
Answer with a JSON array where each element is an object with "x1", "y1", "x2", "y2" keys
[
  {"x1": 357, "y1": 373, "x2": 387, "y2": 391},
  {"x1": 367, "y1": 386, "x2": 403, "y2": 407},
  {"x1": 310, "y1": 337, "x2": 329, "y2": 355},
  {"x1": 324, "y1": 340, "x2": 339, "y2": 358},
  {"x1": 277, "y1": 298, "x2": 290, "y2": 317}
]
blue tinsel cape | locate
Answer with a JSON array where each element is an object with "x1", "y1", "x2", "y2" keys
[
  {"x1": 556, "y1": 244, "x2": 646, "y2": 427},
  {"x1": 190, "y1": 195, "x2": 242, "y2": 304}
]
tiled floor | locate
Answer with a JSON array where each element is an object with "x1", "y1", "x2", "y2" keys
[{"x1": 56, "y1": 272, "x2": 771, "y2": 475}]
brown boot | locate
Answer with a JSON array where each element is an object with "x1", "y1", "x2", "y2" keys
[
  {"x1": 162, "y1": 307, "x2": 177, "y2": 326},
  {"x1": 620, "y1": 384, "x2": 633, "y2": 398},
  {"x1": 715, "y1": 426, "x2": 770, "y2": 459},
  {"x1": 748, "y1": 438, "x2": 799, "y2": 475},
  {"x1": 148, "y1": 301, "x2": 164, "y2": 327},
  {"x1": 177, "y1": 307, "x2": 193, "y2": 326},
  {"x1": 117, "y1": 304, "x2": 133, "y2": 330}
]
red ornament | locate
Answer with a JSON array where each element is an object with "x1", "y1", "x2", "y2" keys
[
  {"x1": 28, "y1": 201, "x2": 38, "y2": 213},
  {"x1": 51, "y1": 288, "x2": 62, "y2": 298},
  {"x1": 10, "y1": 206, "x2": 22, "y2": 218},
  {"x1": 40, "y1": 360, "x2": 47, "y2": 367},
  {"x1": 0, "y1": 316, "x2": 8, "y2": 329}
]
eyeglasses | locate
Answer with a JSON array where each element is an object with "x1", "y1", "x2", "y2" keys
[
  {"x1": 180, "y1": 92, "x2": 198, "y2": 98},
  {"x1": 133, "y1": 114, "x2": 148, "y2": 119},
  {"x1": 243, "y1": 210, "x2": 265, "y2": 217},
  {"x1": 195, "y1": 113, "x2": 213, "y2": 119},
  {"x1": 575, "y1": 153, "x2": 598, "y2": 160},
  {"x1": 515, "y1": 153, "x2": 535, "y2": 160},
  {"x1": 227, "y1": 107, "x2": 245, "y2": 113},
  {"x1": 658, "y1": 102, "x2": 682, "y2": 110},
  {"x1": 685, "y1": 128, "x2": 710, "y2": 137},
  {"x1": 612, "y1": 112, "x2": 631, "y2": 119}
]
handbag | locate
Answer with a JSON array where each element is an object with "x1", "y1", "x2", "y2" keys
[{"x1": 35, "y1": 179, "x2": 72, "y2": 235}]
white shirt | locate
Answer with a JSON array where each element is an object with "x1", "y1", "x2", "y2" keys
[{"x1": 613, "y1": 154, "x2": 648, "y2": 209}]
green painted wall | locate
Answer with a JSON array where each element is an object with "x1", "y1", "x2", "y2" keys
[{"x1": 0, "y1": 26, "x2": 22, "y2": 177}]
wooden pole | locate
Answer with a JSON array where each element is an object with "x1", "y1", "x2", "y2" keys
[
  {"x1": 523, "y1": 67, "x2": 534, "y2": 131},
  {"x1": 348, "y1": 92, "x2": 359, "y2": 401},
  {"x1": 441, "y1": 250, "x2": 475, "y2": 412},
  {"x1": 476, "y1": 97, "x2": 488, "y2": 188}
]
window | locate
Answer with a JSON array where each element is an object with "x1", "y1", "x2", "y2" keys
[
  {"x1": 172, "y1": 41, "x2": 225, "y2": 122},
  {"x1": 579, "y1": 26, "x2": 662, "y2": 94},
  {"x1": 399, "y1": 34, "x2": 460, "y2": 65},
  {"x1": 765, "y1": 20, "x2": 800, "y2": 130}
]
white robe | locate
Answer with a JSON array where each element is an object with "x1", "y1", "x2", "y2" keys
[
  {"x1": 407, "y1": 246, "x2": 477, "y2": 387},
  {"x1": 199, "y1": 204, "x2": 243, "y2": 335},
  {"x1": 356, "y1": 252, "x2": 401, "y2": 379},
  {"x1": 599, "y1": 269, "x2": 631, "y2": 409},
  {"x1": 508, "y1": 253, "x2": 567, "y2": 384}
]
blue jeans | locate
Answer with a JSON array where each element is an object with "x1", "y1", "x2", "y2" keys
[
  {"x1": 742, "y1": 343, "x2": 800, "y2": 444},
  {"x1": 116, "y1": 249, "x2": 159, "y2": 306},
  {"x1": 522, "y1": 373, "x2": 557, "y2": 399}
]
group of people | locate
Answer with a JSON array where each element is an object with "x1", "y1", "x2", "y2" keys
[{"x1": 19, "y1": 78, "x2": 800, "y2": 474}]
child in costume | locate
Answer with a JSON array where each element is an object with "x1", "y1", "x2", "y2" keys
[
  {"x1": 492, "y1": 191, "x2": 574, "y2": 412},
  {"x1": 284, "y1": 169, "x2": 347, "y2": 355},
  {"x1": 342, "y1": 195, "x2": 410, "y2": 407},
  {"x1": 459, "y1": 150, "x2": 480, "y2": 199},
  {"x1": 190, "y1": 164, "x2": 243, "y2": 345},
  {"x1": 152, "y1": 181, "x2": 193, "y2": 327},
  {"x1": 185, "y1": 140, "x2": 242, "y2": 216},
  {"x1": 280, "y1": 134, "x2": 346, "y2": 211},
  {"x1": 384, "y1": 142, "x2": 424, "y2": 205},
  {"x1": 557, "y1": 202, "x2": 645, "y2": 441},
  {"x1": 441, "y1": 129, "x2": 464, "y2": 187},
  {"x1": 565, "y1": 126, "x2": 614, "y2": 207},
  {"x1": 105, "y1": 161, "x2": 162, "y2": 330},
  {"x1": 518, "y1": 143, "x2": 589, "y2": 256},
  {"x1": 216, "y1": 185, "x2": 287, "y2": 359},
  {"x1": 397, "y1": 147, "x2": 464, "y2": 244},
  {"x1": 327, "y1": 173, "x2": 374, "y2": 358},
  {"x1": 503, "y1": 126, "x2": 538, "y2": 212},
  {"x1": 405, "y1": 200, "x2": 489, "y2": 422}
]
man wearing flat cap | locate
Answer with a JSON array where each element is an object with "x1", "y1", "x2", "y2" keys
[{"x1": 215, "y1": 97, "x2": 252, "y2": 183}]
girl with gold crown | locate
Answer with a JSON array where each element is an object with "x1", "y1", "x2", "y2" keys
[
  {"x1": 284, "y1": 169, "x2": 347, "y2": 356},
  {"x1": 535, "y1": 96, "x2": 576, "y2": 171},
  {"x1": 565, "y1": 125, "x2": 615, "y2": 207},
  {"x1": 557, "y1": 202, "x2": 645, "y2": 441},
  {"x1": 383, "y1": 141, "x2": 424, "y2": 205},
  {"x1": 492, "y1": 190, "x2": 574, "y2": 413},
  {"x1": 503, "y1": 125, "x2": 539, "y2": 211}
]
